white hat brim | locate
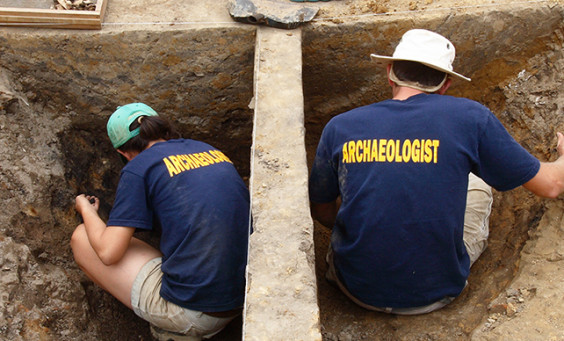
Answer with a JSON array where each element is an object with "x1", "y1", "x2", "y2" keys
[{"x1": 370, "y1": 54, "x2": 471, "y2": 82}]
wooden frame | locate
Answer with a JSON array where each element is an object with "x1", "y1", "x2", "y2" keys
[{"x1": 0, "y1": 0, "x2": 107, "y2": 29}]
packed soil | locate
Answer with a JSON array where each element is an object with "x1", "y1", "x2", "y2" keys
[
  {"x1": 306, "y1": 5, "x2": 564, "y2": 338},
  {"x1": 0, "y1": 0, "x2": 563, "y2": 340},
  {"x1": 256, "y1": 1, "x2": 564, "y2": 339}
]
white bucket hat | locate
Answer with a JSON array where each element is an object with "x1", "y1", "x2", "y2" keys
[{"x1": 370, "y1": 29, "x2": 471, "y2": 82}]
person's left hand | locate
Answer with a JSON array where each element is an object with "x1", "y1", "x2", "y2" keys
[{"x1": 75, "y1": 194, "x2": 99, "y2": 215}]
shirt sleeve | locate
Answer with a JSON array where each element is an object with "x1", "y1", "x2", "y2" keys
[
  {"x1": 107, "y1": 170, "x2": 153, "y2": 230},
  {"x1": 309, "y1": 124, "x2": 341, "y2": 203},
  {"x1": 474, "y1": 113, "x2": 540, "y2": 191}
]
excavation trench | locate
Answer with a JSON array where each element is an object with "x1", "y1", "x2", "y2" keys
[{"x1": 1, "y1": 2, "x2": 564, "y2": 340}]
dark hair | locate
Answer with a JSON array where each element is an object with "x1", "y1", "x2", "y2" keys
[
  {"x1": 119, "y1": 115, "x2": 181, "y2": 153},
  {"x1": 392, "y1": 60, "x2": 447, "y2": 88}
]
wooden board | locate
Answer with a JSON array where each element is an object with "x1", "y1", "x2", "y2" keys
[{"x1": 0, "y1": 0, "x2": 107, "y2": 29}]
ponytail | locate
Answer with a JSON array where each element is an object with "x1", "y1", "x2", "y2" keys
[{"x1": 119, "y1": 115, "x2": 181, "y2": 153}]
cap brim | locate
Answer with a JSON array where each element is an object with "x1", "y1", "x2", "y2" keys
[{"x1": 370, "y1": 54, "x2": 471, "y2": 82}]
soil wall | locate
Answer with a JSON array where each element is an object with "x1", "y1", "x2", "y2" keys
[
  {"x1": 1, "y1": 1, "x2": 564, "y2": 340},
  {"x1": 0, "y1": 27, "x2": 254, "y2": 340}
]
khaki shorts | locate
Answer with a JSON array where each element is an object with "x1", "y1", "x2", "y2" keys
[
  {"x1": 464, "y1": 173, "x2": 493, "y2": 266},
  {"x1": 131, "y1": 258, "x2": 236, "y2": 339}
]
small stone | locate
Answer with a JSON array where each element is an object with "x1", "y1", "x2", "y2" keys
[
  {"x1": 547, "y1": 252, "x2": 564, "y2": 262},
  {"x1": 506, "y1": 302, "x2": 518, "y2": 317},
  {"x1": 506, "y1": 288, "x2": 519, "y2": 297},
  {"x1": 523, "y1": 287, "x2": 537, "y2": 297},
  {"x1": 489, "y1": 303, "x2": 507, "y2": 314},
  {"x1": 324, "y1": 333, "x2": 336, "y2": 341}
]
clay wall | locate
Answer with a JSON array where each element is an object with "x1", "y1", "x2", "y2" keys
[{"x1": 1, "y1": 1, "x2": 563, "y2": 339}]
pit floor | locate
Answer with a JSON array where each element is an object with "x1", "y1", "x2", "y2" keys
[{"x1": 2, "y1": 0, "x2": 564, "y2": 340}]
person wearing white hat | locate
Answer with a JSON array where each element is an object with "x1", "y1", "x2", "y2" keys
[{"x1": 309, "y1": 29, "x2": 564, "y2": 314}]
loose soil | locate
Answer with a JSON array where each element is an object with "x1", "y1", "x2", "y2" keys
[{"x1": 1, "y1": 1, "x2": 563, "y2": 340}]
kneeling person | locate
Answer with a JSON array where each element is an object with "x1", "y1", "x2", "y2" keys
[
  {"x1": 71, "y1": 103, "x2": 250, "y2": 339},
  {"x1": 310, "y1": 29, "x2": 564, "y2": 314}
]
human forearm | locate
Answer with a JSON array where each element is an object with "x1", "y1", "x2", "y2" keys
[
  {"x1": 523, "y1": 132, "x2": 564, "y2": 198},
  {"x1": 75, "y1": 195, "x2": 133, "y2": 265},
  {"x1": 76, "y1": 195, "x2": 111, "y2": 261},
  {"x1": 81, "y1": 205, "x2": 109, "y2": 253},
  {"x1": 524, "y1": 159, "x2": 564, "y2": 198}
]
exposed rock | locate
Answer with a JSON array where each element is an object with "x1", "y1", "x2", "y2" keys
[{"x1": 227, "y1": 0, "x2": 318, "y2": 29}]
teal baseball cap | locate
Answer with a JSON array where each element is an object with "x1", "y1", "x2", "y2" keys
[{"x1": 107, "y1": 103, "x2": 158, "y2": 149}]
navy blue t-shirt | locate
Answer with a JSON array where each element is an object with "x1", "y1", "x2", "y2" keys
[
  {"x1": 309, "y1": 94, "x2": 540, "y2": 308},
  {"x1": 107, "y1": 139, "x2": 250, "y2": 312}
]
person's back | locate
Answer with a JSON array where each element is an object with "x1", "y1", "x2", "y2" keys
[
  {"x1": 110, "y1": 138, "x2": 249, "y2": 311},
  {"x1": 311, "y1": 91, "x2": 539, "y2": 308},
  {"x1": 309, "y1": 29, "x2": 562, "y2": 314},
  {"x1": 72, "y1": 103, "x2": 250, "y2": 340}
]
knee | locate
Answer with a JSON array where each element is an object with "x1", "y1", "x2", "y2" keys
[{"x1": 70, "y1": 224, "x2": 88, "y2": 263}]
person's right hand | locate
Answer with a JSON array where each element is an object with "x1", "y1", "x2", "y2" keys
[{"x1": 75, "y1": 194, "x2": 99, "y2": 215}]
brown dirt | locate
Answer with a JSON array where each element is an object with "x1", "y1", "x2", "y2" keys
[
  {"x1": 304, "y1": 2, "x2": 564, "y2": 340},
  {"x1": 1, "y1": 1, "x2": 563, "y2": 340}
]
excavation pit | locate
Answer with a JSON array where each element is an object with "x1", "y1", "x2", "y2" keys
[{"x1": 1, "y1": 1, "x2": 564, "y2": 340}]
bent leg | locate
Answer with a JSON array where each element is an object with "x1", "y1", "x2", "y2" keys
[
  {"x1": 464, "y1": 173, "x2": 493, "y2": 266},
  {"x1": 70, "y1": 223, "x2": 162, "y2": 308}
]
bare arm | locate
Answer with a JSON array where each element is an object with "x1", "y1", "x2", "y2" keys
[
  {"x1": 523, "y1": 132, "x2": 564, "y2": 198},
  {"x1": 75, "y1": 194, "x2": 135, "y2": 265},
  {"x1": 311, "y1": 200, "x2": 339, "y2": 229}
]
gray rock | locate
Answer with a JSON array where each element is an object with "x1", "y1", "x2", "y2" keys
[{"x1": 227, "y1": 0, "x2": 318, "y2": 29}]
